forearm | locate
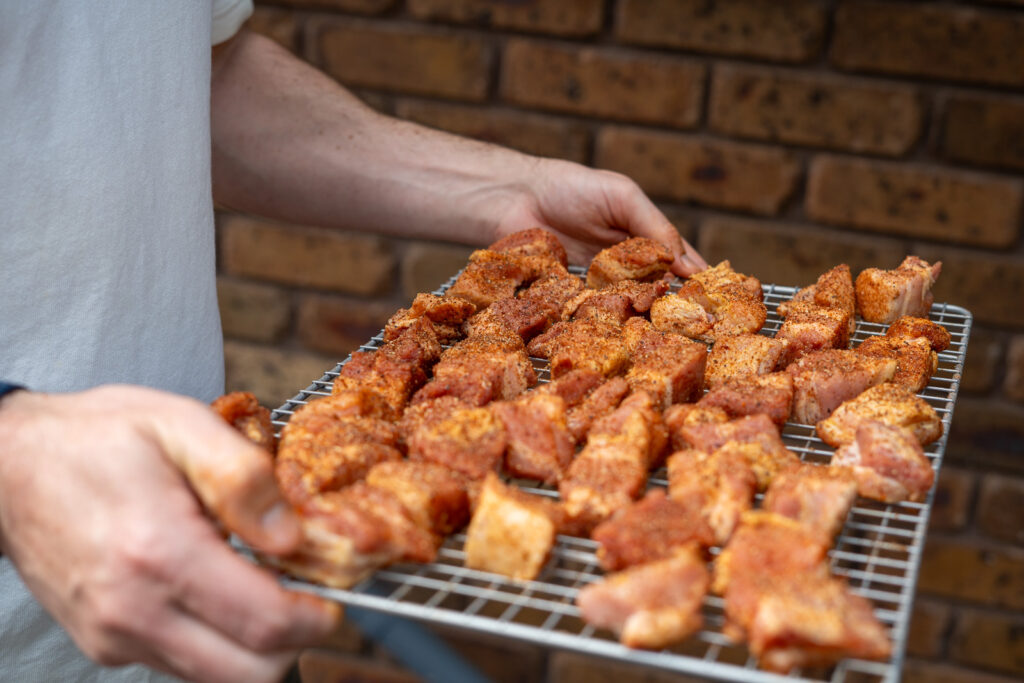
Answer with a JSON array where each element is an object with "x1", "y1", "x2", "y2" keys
[{"x1": 210, "y1": 30, "x2": 534, "y2": 245}]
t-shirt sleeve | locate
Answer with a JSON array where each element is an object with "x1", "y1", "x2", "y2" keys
[{"x1": 211, "y1": 0, "x2": 254, "y2": 45}]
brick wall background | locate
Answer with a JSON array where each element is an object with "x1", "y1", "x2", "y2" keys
[{"x1": 218, "y1": 1, "x2": 1024, "y2": 681}]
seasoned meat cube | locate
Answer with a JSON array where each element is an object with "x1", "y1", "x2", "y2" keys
[
  {"x1": 577, "y1": 545, "x2": 709, "y2": 650},
  {"x1": 762, "y1": 464, "x2": 857, "y2": 544},
  {"x1": 625, "y1": 325, "x2": 708, "y2": 409},
  {"x1": 464, "y1": 295, "x2": 550, "y2": 341},
  {"x1": 518, "y1": 265, "x2": 585, "y2": 325},
  {"x1": 446, "y1": 249, "x2": 535, "y2": 311},
  {"x1": 698, "y1": 372, "x2": 794, "y2": 427},
  {"x1": 777, "y1": 264, "x2": 856, "y2": 337},
  {"x1": 403, "y1": 398, "x2": 507, "y2": 480},
  {"x1": 786, "y1": 349, "x2": 896, "y2": 424},
  {"x1": 528, "y1": 318, "x2": 630, "y2": 379},
  {"x1": 413, "y1": 331, "x2": 536, "y2": 406},
  {"x1": 365, "y1": 460, "x2": 471, "y2": 535},
  {"x1": 592, "y1": 489, "x2": 714, "y2": 571},
  {"x1": 677, "y1": 414, "x2": 798, "y2": 489},
  {"x1": 690, "y1": 260, "x2": 763, "y2": 302},
  {"x1": 383, "y1": 293, "x2": 475, "y2": 344},
  {"x1": 708, "y1": 283, "x2": 768, "y2": 338},
  {"x1": 490, "y1": 227, "x2": 568, "y2": 268},
  {"x1": 664, "y1": 404, "x2": 730, "y2": 452},
  {"x1": 649, "y1": 293, "x2": 714, "y2": 340},
  {"x1": 886, "y1": 315, "x2": 951, "y2": 351},
  {"x1": 856, "y1": 335, "x2": 936, "y2": 392},
  {"x1": 492, "y1": 392, "x2": 574, "y2": 484},
  {"x1": 463, "y1": 473, "x2": 564, "y2": 581},
  {"x1": 537, "y1": 368, "x2": 605, "y2": 407},
  {"x1": 563, "y1": 280, "x2": 670, "y2": 325},
  {"x1": 566, "y1": 376, "x2": 631, "y2": 443},
  {"x1": 652, "y1": 275, "x2": 766, "y2": 343},
  {"x1": 667, "y1": 447, "x2": 757, "y2": 546},
  {"x1": 704, "y1": 333, "x2": 789, "y2": 389},
  {"x1": 211, "y1": 391, "x2": 276, "y2": 454},
  {"x1": 832, "y1": 420, "x2": 936, "y2": 503},
  {"x1": 775, "y1": 301, "x2": 851, "y2": 364},
  {"x1": 586, "y1": 237, "x2": 673, "y2": 288},
  {"x1": 278, "y1": 483, "x2": 439, "y2": 589},
  {"x1": 855, "y1": 256, "x2": 942, "y2": 324},
  {"x1": 817, "y1": 382, "x2": 943, "y2": 447}
]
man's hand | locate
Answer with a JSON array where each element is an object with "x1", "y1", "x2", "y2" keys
[{"x1": 0, "y1": 385, "x2": 340, "y2": 683}]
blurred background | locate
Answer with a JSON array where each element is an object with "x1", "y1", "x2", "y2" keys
[{"x1": 216, "y1": 1, "x2": 1024, "y2": 681}]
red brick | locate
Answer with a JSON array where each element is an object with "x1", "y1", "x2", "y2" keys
[
  {"x1": 248, "y1": 7, "x2": 300, "y2": 52},
  {"x1": 596, "y1": 128, "x2": 800, "y2": 215},
  {"x1": 907, "y1": 599, "x2": 951, "y2": 658},
  {"x1": 915, "y1": 245, "x2": 1024, "y2": 329},
  {"x1": 917, "y1": 537, "x2": 1024, "y2": 609},
  {"x1": 615, "y1": 0, "x2": 826, "y2": 63},
  {"x1": 949, "y1": 609, "x2": 1024, "y2": 676},
  {"x1": 408, "y1": 0, "x2": 603, "y2": 37},
  {"x1": 657, "y1": 205, "x2": 697, "y2": 246},
  {"x1": 830, "y1": 1, "x2": 1024, "y2": 88},
  {"x1": 697, "y1": 215, "x2": 902, "y2": 288},
  {"x1": 401, "y1": 241, "x2": 475, "y2": 298},
  {"x1": 928, "y1": 467, "x2": 975, "y2": 533},
  {"x1": 217, "y1": 277, "x2": 291, "y2": 344},
  {"x1": 297, "y1": 293, "x2": 397, "y2": 356},
  {"x1": 501, "y1": 39, "x2": 705, "y2": 128},
  {"x1": 945, "y1": 397, "x2": 1024, "y2": 473},
  {"x1": 709, "y1": 64, "x2": 922, "y2": 156},
  {"x1": 219, "y1": 216, "x2": 396, "y2": 296},
  {"x1": 976, "y1": 474, "x2": 1024, "y2": 545},
  {"x1": 266, "y1": 0, "x2": 395, "y2": 13},
  {"x1": 299, "y1": 651, "x2": 419, "y2": 683},
  {"x1": 317, "y1": 21, "x2": 492, "y2": 101},
  {"x1": 223, "y1": 341, "x2": 337, "y2": 407},
  {"x1": 961, "y1": 328, "x2": 1003, "y2": 394},
  {"x1": 807, "y1": 156, "x2": 1023, "y2": 248},
  {"x1": 1006, "y1": 336, "x2": 1024, "y2": 402},
  {"x1": 903, "y1": 659, "x2": 1022, "y2": 683},
  {"x1": 395, "y1": 99, "x2": 590, "y2": 163},
  {"x1": 942, "y1": 93, "x2": 1024, "y2": 173}
]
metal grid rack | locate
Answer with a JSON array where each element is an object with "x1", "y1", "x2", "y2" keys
[{"x1": 263, "y1": 269, "x2": 972, "y2": 683}]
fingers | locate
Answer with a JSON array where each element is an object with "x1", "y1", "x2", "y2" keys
[{"x1": 673, "y1": 236, "x2": 709, "y2": 277}]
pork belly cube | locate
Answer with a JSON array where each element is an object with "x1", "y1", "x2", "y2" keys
[
  {"x1": 664, "y1": 403, "x2": 730, "y2": 452},
  {"x1": 775, "y1": 301, "x2": 851, "y2": 365},
  {"x1": 489, "y1": 227, "x2": 568, "y2": 268},
  {"x1": 817, "y1": 382, "x2": 943, "y2": 447},
  {"x1": 777, "y1": 265, "x2": 856, "y2": 337},
  {"x1": 857, "y1": 335, "x2": 936, "y2": 392},
  {"x1": 384, "y1": 293, "x2": 475, "y2": 344},
  {"x1": 652, "y1": 276, "x2": 765, "y2": 343},
  {"x1": 762, "y1": 464, "x2": 857, "y2": 544},
  {"x1": 518, "y1": 265, "x2": 584, "y2": 326},
  {"x1": 463, "y1": 474, "x2": 563, "y2": 581},
  {"x1": 748, "y1": 573, "x2": 892, "y2": 674},
  {"x1": 403, "y1": 398, "x2": 507, "y2": 480},
  {"x1": 565, "y1": 376, "x2": 630, "y2": 443},
  {"x1": 649, "y1": 293, "x2": 714, "y2": 340},
  {"x1": 492, "y1": 392, "x2": 574, "y2": 484},
  {"x1": 530, "y1": 318, "x2": 630, "y2": 379},
  {"x1": 365, "y1": 461, "x2": 470, "y2": 535},
  {"x1": 447, "y1": 249, "x2": 542, "y2": 311},
  {"x1": 704, "y1": 334, "x2": 789, "y2": 389},
  {"x1": 592, "y1": 489, "x2": 714, "y2": 571},
  {"x1": 690, "y1": 260, "x2": 764, "y2": 302},
  {"x1": 413, "y1": 331, "x2": 537, "y2": 406},
  {"x1": 786, "y1": 349, "x2": 897, "y2": 424},
  {"x1": 563, "y1": 280, "x2": 669, "y2": 326},
  {"x1": 832, "y1": 420, "x2": 936, "y2": 503},
  {"x1": 707, "y1": 284, "x2": 768, "y2": 339},
  {"x1": 626, "y1": 327, "x2": 708, "y2": 409},
  {"x1": 886, "y1": 315, "x2": 951, "y2": 351},
  {"x1": 279, "y1": 483, "x2": 439, "y2": 589},
  {"x1": 276, "y1": 404, "x2": 403, "y2": 505},
  {"x1": 667, "y1": 447, "x2": 757, "y2": 546},
  {"x1": 856, "y1": 256, "x2": 942, "y2": 324},
  {"x1": 698, "y1": 372, "x2": 794, "y2": 427},
  {"x1": 538, "y1": 368, "x2": 606, "y2": 407},
  {"x1": 211, "y1": 391, "x2": 277, "y2": 454},
  {"x1": 577, "y1": 546, "x2": 709, "y2": 650},
  {"x1": 678, "y1": 414, "x2": 798, "y2": 489},
  {"x1": 586, "y1": 237, "x2": 673, "y2": 289}
]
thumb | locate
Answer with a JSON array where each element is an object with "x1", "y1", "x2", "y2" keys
[{"x1": 153, "y1": 405, "x2": 302, "y2": 556}]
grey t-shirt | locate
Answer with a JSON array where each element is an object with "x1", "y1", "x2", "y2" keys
[{"x1": 1, "y1": 1, "x2": 252, "y2": 679}]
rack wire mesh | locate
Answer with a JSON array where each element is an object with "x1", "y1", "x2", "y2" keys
[{"x1": 261, "y1": 268, "x2": 972, "y2": 683}]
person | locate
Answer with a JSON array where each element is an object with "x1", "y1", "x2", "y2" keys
[{"x1": 0, "y1": 2, "x2": 707, "y2": 681}]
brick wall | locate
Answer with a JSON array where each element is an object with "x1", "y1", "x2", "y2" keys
[{"x1": 220, "y1": 1, "x2": 1024, "y2": 681}]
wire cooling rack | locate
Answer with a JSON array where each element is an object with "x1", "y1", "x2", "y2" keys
[{"x1": 263, "y1": 268, "x2": 972, "y2": 683}]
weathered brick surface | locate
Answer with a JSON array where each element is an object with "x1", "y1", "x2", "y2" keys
[
  {"x1": 596, "y1": 128, "x2": 800, "y2": 215},
  {"x1": 928, "y1": 466, "x2": 975, "y2": 533},
  {"x1": 657, "y1": 204, "x2": 697, "y2": 246},
  {"x1": 220, "y1": 216, "x2": 396, "y2": 296},
  {"x1": 395, "y1": 99, "x2": 590, "y2": 163},
  {"x1": 949, "y1": 609, "x2": 1024, "y2": 676},
  {"x1": 317, "y1": 21, "x2": 492, "y2": 101},
  {"x1": 917, "y1": 537, "x2": 1024, "y2": 609},
  {"x1": 941, "y1": 93, "x2": 1024, "y2": 172},
  {"x1": 501, "y1": 40, "x2": 705, "y2": 129},
  {"x1": 806, "y1": 156, "x2": 1023, "y2": 248},
  {"x1": 401, "y1": 241, "x2": 476, "y2": 298},
  {"x1": 409, "y1": 0, "x2": 603, "y2": 37},
  {"x1": 976, "y1": 474, "x2": 1024, "y2": 545},
  {"x1": 1006, "y1": 335, "x2": 1024, "y2": 401},
  {"x1": 709, "y1": 64, "x2": 922, "y2": 156},
  {"x1": 615, "y1": 0, "x2": 826, "y2": 63},
  {"x1": 248, "y1": 6, "x2": 299, "y2": 52},
  {"x1": 961, "y1": 328, "x2": 1003, "y2": 394},
  {"x1": 223, "y1": 341, "x2": 337, "y2": 407},
  {"x1": 297, "y1": 293, "x2": 397, "y2": 356},
  {"x1": 831, "y1": 1, "x2": 1024, "y2": 87},
  {"x1": 907, "y1": 599, "x2": 951, "y2": 658},
  {"x1": 268, "y1": 0, "x2": 394, "y2": 14},
  {"x1": 946, "y1": 397, "x2": 1024, "y2": 473},
  {"x1": 903, "y1": 659, "x2": 1022, "y2": 683},
  {"x1": 915, "y1": 245, "x2": 1024, "y2": 329},
  {"x1": 217, "y1": 277, "x2": 291, "y2": 344},
  {"x1": 697, "y1": 215, "x2": 902, "y2": 288}
]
